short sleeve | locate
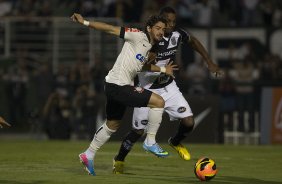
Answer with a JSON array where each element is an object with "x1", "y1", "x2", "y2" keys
[
  {"x1": 119, "y1": 27, "x2": 125, "y2": 38},
  {"x1": 178, "y1": 28, "x2": 191, "y2": 44}
]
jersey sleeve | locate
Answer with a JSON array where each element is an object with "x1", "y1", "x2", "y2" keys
[
  {"x1": 121, "y1": 27, "x2": 142, "y2": 42},
  {"x1": 178, "y1": 28, "x2": 191, "y2": 44}
]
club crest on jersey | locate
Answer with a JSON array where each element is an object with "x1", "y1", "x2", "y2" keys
[
  {"x1": 136, "y1": 54, "x2": 146, "y2": 63},
  {"x1": 134, "y1": 86, "x2": 144, "y2": 93},
  {"x1": 171, "y1": 36, "x2": 177, "y2": 46},
  {"x1": 177, "y1": 107, "x2": 186, "y2": 113}
]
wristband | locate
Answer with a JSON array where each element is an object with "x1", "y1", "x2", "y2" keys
[
  {"x1": 160, "y1": 67, "x2": 166, "y2": 73},
  {"x1": 83, "y1": 20, "x2": 90, "y2": 26}
]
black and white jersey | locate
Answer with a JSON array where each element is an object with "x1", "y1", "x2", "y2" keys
[
  {"x1": 105, "y1": 27, "x2": 152, "y2": 86},
  {"x1": 138, "y1": 28, "x2": 190, "y2": 89}
]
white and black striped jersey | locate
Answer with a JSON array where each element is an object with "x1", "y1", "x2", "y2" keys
[
  {"x1": 105, "y1": 27, "x2": 152, "y2": 86},
  {"x1": 138, "y1": 28, "x2": 190, "y2": 89}
]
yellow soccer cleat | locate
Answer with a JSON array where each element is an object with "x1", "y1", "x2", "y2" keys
[
  {"x1": 168, "y1": 138, "x2": 191, "y2": 161},
  {"x1": 112, "y1": 159, "x2": 125, "y2": 174}
]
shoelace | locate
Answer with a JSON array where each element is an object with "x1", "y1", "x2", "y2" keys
[{"x1": 155, "y1": 143, "x2": 165, "y2": 152}]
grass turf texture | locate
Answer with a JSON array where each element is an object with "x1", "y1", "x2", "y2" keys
[{"x1": 0, "y1": 140, "x2": 281, "y2": 184}]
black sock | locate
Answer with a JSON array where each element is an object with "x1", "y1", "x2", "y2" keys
[
  {"x1": 170, "y1": 122, "x2": 194, "y2": 146},
  {"x1": 115, "y1": 130, "x2": 143, "y2": 161}
]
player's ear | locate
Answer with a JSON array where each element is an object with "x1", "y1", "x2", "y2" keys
[{"x1": 146, "y1": 26, "x2": 151, "y2": 33}]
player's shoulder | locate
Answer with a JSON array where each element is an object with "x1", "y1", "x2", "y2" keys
[
  {"x1": 125, "y1": 27, "x2": 142, "y2": 33},
  {"x1": 175, "y1": 27, "x2": 190, "y2": 37},
  {"x1": 125, "y1": 27, "x2": 146, "y2": 37}
]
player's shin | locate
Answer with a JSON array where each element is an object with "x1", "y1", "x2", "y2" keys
[
  {"x1": 145, "y1": 108, "x2": 164, "y2": 146},
  {"x1": 115, "y1": 129, "x2": 143, "y2": 161},
  {"x1": 170, "y1": 119, "x2": 194, "y2": 145},
  {"x1": 86, "y1": 122, "x2": 116, "y2": 159}
]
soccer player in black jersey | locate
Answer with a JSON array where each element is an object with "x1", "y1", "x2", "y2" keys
[{"x1": 113, "y1": 6, "x2": 223, "y2": 174}]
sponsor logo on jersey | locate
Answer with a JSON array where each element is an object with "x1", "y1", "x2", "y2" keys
[
  {"x1": 136, "y1": 54, "x2": 146, "y2": 63},
  {"x1": 141, "y1": 120, "x2": 148, "y2": 125},
  {"x1": 177, "y1": 107, "x2": 186, "y2": 113},
  {"x1": 159, "y1": 42, "x2": 164, "y2": 45},
  {"x1": 157, "y1": 49, "x2": 177, "y2": 57},
  {"x1": 134, "y1": 86, "x2": 144, "y2": 93}
]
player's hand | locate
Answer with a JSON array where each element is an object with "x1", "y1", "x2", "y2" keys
[
  {"x1": 71, "y1": 13, "x2": 84, "y2": 24},
  {"x1": 208, "y1": 63, "x2": 224, "y2": 78},
  {"x1": 165, "y1": 61, "x2": 179, "y2": 78},
  {"x1": 0, "y1": 117, "x2": 11, "y2": 128}
]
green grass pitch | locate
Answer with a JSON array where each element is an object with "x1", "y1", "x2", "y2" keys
[{"x1": 0, "y1": 140, "x2": 281, "y2": 184}]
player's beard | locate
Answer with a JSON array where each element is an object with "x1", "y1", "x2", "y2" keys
[{"x1": 155, "y1": 34, "x2": 163, "y2": 41}]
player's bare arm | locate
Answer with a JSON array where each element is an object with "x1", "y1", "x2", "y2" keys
[
  {"x1": 0, "y1": 116, "x2": 11, "y2": 128},
  {"x1": 146, "y1": 52, "x2": 157, "y2": 64},
  {"x1": 142, "y1": 61, "x2": 179, "y2": 78},
  {"x1": 188, "y1": 35, "x2": 224, "y2": 77},
  {"x1": 71, "y1": 13, "x2": 121, "y2": 36}
]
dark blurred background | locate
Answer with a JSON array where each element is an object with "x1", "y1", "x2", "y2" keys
[{"x1": 0, "y1": 0, "x2": 282, "y2": 144}]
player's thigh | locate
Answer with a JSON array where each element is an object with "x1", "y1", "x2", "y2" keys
[
  {"x1": 106, "y1": 97, "x2": 127, "y2": 121},
  {"x1": 147, "y1": 92, "x2": 165, "y2": 108},
  {"x1": 119, "y1": 86, "x2": 153, "y2": 107},
  {"x1": 132, "y1": 107, "x2": 150, "y2": 130},
  {"x1": 165, "y1": 92, "x2": 193, "y2": 121}
]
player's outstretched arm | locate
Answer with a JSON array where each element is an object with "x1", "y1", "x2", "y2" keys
[
  {"x1": 71, "y1": 13, "x2": 121, "y2": 36},
  {"x1": 0, "y1": 116, "x2": 11, "y2": 128},
  {"x1": 188, "y1": 36, "x2": 224, "y2": 77}
]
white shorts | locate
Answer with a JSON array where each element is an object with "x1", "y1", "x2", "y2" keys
[{"x1": 132, "y1": 81, "x2": 193, "y2": 130}]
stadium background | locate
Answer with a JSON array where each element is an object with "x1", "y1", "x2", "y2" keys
[{"x1": 0, "y1": 0, "x2": 282, "y2": 145}]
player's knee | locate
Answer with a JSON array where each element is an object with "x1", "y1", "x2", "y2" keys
[
  {"x1": 106, "y1": 120, "x2": 121, "y2": 130},
  {"x1": 182, "y1": 116, "x2": 195, "y2": 128},
  {"x1": 157, "y1": 100, "x2": 165, "y2": 108},
  {"x1": 148, "y1": 93, "x2": 165, "y2": 108},
  {"x1": 154, "y1": 95, "x2": 165, "y2": 108}
]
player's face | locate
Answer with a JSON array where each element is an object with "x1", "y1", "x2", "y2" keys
[
  {"x1": 164, "y1": 13, "x2": 176, "y2": 34},
  {"x1": 149, "y1": 21, "x2": 166, "y2": 41}
]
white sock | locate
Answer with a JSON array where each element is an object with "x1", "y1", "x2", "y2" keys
[
  {"x1": 85, "y1": 123, "x2": 116, "y2": 160},
  {"x1": 145, "y1": 108, "x2": 164, "y2": 146}
]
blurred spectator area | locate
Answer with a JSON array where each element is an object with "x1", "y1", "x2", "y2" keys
[
  {"x1": 0, "y1": 0, "x2": 282, "y2": 26},
  {"x1": 0, "y1": 16, "x2": 121, "y2": 132}
]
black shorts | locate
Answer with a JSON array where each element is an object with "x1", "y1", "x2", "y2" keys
[{"x1": 104, "y1": 82, "x2": 152, "y2": 120}]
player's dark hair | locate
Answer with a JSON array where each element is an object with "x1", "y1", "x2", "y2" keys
[
  {"x1": 144, "y1": 15, "x2": 167, "y2": 33},
  {"x1": 159, "y1": 6, "x2": 176, "y2": 16}
]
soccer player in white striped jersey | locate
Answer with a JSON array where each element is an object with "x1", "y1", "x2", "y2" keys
[
  {"x1": 71, "y1": 13, "x2": 179, "y2": 176},
  {"x1": 113, "y1": 7, "x2": 223, "y2": 174}
]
